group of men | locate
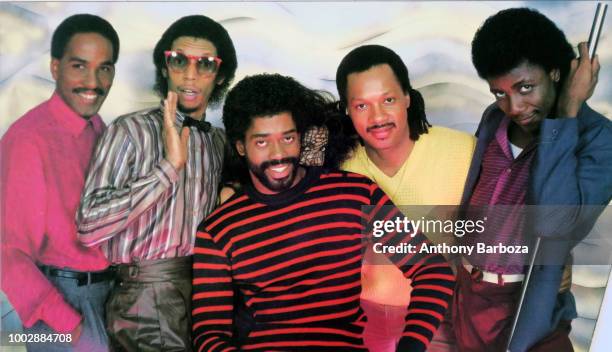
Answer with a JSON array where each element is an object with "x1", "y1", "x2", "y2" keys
[{"x1": 1, "y1": 6, "x2": 611, "y2": 352}]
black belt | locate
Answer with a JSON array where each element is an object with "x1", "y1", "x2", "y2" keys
[{"x1": 39, "y1": 265, "x2": 116, "y2": 286}]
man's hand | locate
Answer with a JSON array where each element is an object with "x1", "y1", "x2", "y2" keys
[
  {"x1": 163, "y1": 91, "x2": 190, "y2": 170},
  {"x1": 70, "y1": 322, "x2": 83, "y2": 346},
  {"x1": 557, "y1": 42, "x2": 600, "y2": 118}
]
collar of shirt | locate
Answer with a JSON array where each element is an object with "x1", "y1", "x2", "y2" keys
[
  {"x1": 244, "y1": 166, "x2": 321, "y2": 207},
  {"x1": 495, "y1": 117, "x2": 537, "y2": 160},
  {"x1": 47, "y1": 92, "x2": 104, "y2": 137}
]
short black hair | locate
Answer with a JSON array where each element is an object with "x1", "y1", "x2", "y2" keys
[
  {"x1": 335, "y1": 44, "x2": 429, "y2": 141},
  {"x1": 472, "y1": 7, "x2": 575, "y2": 84},
  {"x1": 221, "y1": 73, "x2": 338, "y2": 183},
  {"x1": 51, "y1": 14, "x2": 120, "y2": 63},
  {"x1": 153, "y1": 15, "x2": 237, "y2": 105}
]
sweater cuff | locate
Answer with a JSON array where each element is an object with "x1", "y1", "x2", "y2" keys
[{"x1": 397, "y1": 335, "x2": 427, "y2": 352}]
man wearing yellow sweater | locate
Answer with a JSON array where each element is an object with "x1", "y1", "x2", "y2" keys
[{"x1": 336, "y1": 45, "x2": 475, "y2": 352}]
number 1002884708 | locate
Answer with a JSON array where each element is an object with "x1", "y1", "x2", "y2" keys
[{"x1": 5, "y1": 333, "x2": 72, "y2": 344}]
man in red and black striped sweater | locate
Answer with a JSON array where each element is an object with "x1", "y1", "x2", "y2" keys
[{"x1": 192, "y1": 73, "x2": 455, "y2": 351}]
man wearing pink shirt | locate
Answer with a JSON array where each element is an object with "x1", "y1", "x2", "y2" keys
[{"x1": 0, "y1": 14, "x2": 119, "y2": 351}]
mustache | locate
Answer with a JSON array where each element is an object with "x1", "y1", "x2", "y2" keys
[
  {"x1": 260, "y1": 157, "x2": 299, "y2": 171},
  {"x1": 366, "y1": 122, "x2": 395, "y2": 132},
  {"x1": 73, "y1": 87, "x2": 106, "y2": 96}
]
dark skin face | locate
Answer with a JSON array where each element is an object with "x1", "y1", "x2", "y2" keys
[
  {"x1": 346, "y1": 64, "x2": 411, "y2": 153},
  {"x1": 162, "y1": 36, "x2": 223, "y2": 120},
  {"x1": 487, "y1": 61, "x2": 559, "y2": 146},
  {"x1": 487, "y1": 62, "x2": 559, "y2": 133},
  {"x1": 345, "y1": 64, "x2": 415, "y2": 176},
  {"x1": 51, "y1": 32, "x2": 115, "y2": 118},
  {"x1": 236, "y1": 112, "x2": 305, "y2": 195},
  {"x1": 485, "y1": 43, "x2": 601, "y2": 148}
]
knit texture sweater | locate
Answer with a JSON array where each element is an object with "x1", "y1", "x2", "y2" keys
[
  {"x1": 192, "y1": 168, "x2": 455, "y2": 351},
  {"x1": 343, "y1": 126, "x2": 474, "y2": 305}
]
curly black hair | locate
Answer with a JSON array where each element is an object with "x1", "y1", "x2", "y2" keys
[
  {"x1": 335, "y1": 44, "x2": 429, "y2": 142},
  {"x1": 472, "y1": 8, "x2": 575, "y2": 84},
  {"x1": 51, "y1": 14, "x2": 120, "y2": 63},
  {"x1": 221, "y1": 73, "x2": 352, "y2": 184},
  {"x1": 153, "y1": 15, "x2": 237, "y2": 105},
  {"x1": 224, "y1": 74, "x2": 334, "y2": 147}
]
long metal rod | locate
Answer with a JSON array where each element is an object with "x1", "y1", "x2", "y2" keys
[
  {"x1": 506, "y1": 237, "x2": 541, "y2": 352},
  {"x1": 588, "y1": 3, "x2": 608, "y2": 59}
]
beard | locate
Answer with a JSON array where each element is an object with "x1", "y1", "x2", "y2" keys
[
  {"x1": 247, "y1": 157, "x2": 300, "y2": 193},
  {"x1": 178, "y1": 102, "x2": 200, "y2": 116}
]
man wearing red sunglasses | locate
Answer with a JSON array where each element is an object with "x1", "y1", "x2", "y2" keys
[{"x1": 76, "y1": 15, "x2": 237, "y2": 351}]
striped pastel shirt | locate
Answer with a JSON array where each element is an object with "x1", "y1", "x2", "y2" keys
[
  {"x1": 193, "y1": 168, "x2": 455, "y2": 351},
  {"x1": 76, "y1": 105, "x2": 225, "y2": 263}
]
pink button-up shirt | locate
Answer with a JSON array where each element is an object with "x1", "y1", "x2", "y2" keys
[{"x1": 1, "y1": 93, "x2": 108, "y2": 333}]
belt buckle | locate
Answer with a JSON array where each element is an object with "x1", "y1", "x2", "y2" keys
[
  {"x1": 470, "y1": 266, "x2": 483, "y2": 283},
  {"x1": 77, "y1": 273, "x2": 91, "y2": 286},
  {"x1": 128, "y1": 265, "x2": 139, "y2": 278},
  {"x1": 40, "y1": 265, "x2": 52, "y2": 276}
]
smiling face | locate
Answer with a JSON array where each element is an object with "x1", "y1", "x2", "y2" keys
[
  {"x1": 163, "y1": 36, "x2": 222, "y2": 119},
  {"x1": 487, "y1": 61, "x2": 559, "y2": 134},
  {"x1": 345, "y1": 64, "x2": 411, "y2": 153},
  {"x1": 236, "y1": 112, "x2": 303, "y2": 194},
  {"x1": 51, "y1": 32, "x2": 115, "y2": 118}
]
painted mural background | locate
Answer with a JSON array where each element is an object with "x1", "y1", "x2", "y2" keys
[{"x1": 1, "y1": 1, "x2": 610, "y2": 351}]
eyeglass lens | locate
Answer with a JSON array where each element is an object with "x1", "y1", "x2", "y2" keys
[{"x1": 166, "y1": 52, "x2": 219, "y2": 74}]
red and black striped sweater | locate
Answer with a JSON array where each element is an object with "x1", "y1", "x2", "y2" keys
[{"x1": 193, "y1": 168, "x2": 455, "y2": 351}]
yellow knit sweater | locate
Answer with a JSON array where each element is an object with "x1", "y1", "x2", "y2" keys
[{"x1": 342, "y1": 126, "x2": 476, "y2": 305}]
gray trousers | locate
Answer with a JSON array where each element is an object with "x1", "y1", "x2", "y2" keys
[
  {"x1": 24, "y1": 276, "x2": 112, "y2": 352},
  {"x1": 106, "y1": 256, "x2": 192, "y2": 352}
]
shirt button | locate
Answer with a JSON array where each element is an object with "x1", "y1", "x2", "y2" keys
[
  {"x1": 552, "y1": 129, "x2": 558, "y2": 135},
  {"x1": 507, "y1": 168, "x2": 512, "y2": 173}
]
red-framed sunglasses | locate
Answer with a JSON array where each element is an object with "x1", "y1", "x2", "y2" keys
[{"x1": 164, "y1": 50, "x2": 222, "y2": 75}]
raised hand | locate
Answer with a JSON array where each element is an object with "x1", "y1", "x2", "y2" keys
[
  {"x1": 557, "y1": 42, "x2": 600, "y2": 118},
  {"x1": 163, "y1": 91, "x2": 190, "y2": 171}
]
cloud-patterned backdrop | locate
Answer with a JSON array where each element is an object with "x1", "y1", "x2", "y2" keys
[{"x1": 1, "y1": 1, "x2": 610, "y2": 351}]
